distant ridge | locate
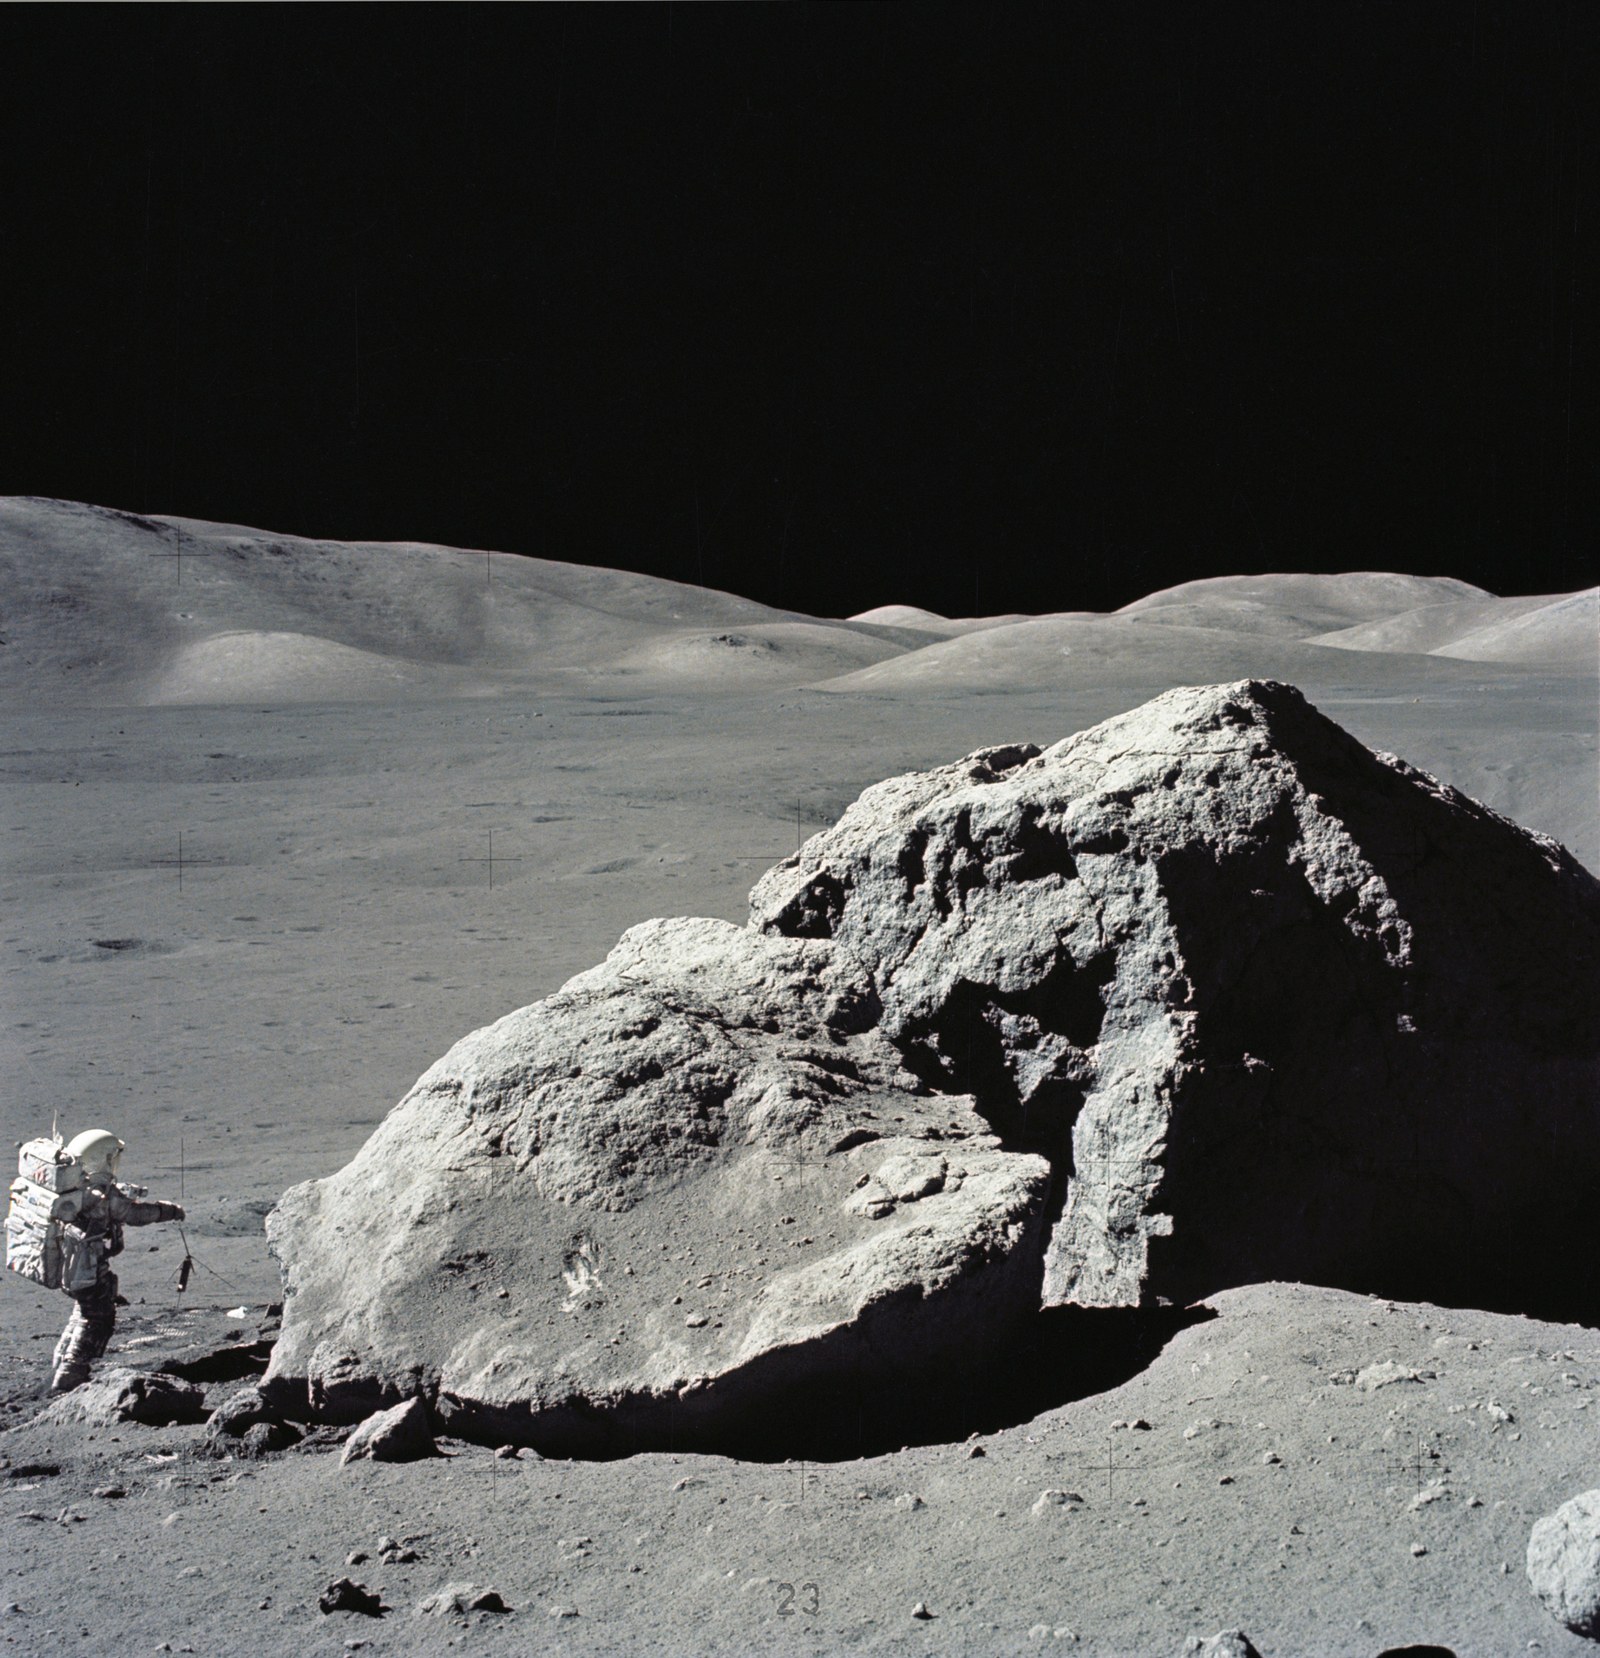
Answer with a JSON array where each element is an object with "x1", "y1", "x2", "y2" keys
[{"x1": 1, "y1": 498, "x2": 1591, "y2": 705}]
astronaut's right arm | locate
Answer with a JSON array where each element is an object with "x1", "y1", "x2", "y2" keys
[{"x1": 105, "y1": 1185, "x2": 184, "y2": 1226}]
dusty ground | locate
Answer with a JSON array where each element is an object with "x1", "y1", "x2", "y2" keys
[
  {"x1": 2, "y1": 514, "x2": 1596, "y2": 1654},
  {"x1": 2, "y1": 1283, "x2": 1597, "y2": 1656}
]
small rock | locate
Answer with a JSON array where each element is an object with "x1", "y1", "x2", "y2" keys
[
  {"x1": 546, "y1": 1604, "x2": 579, "y2": 1618},
  {"x1": 1032, "y1": 1489, "x2": 1084, "y2": 1517},
  {"x1": 685, "y1": 1313, "x2": 709, "y2": 1328},
  {"x1": 346, "y1": 1550, "x2": 369, "y2": 1566},
  {"x1": 1355, "y1": 1362, "x2": 1430, "y2": 1391},
  {"x1": 1527, "y1": 1488, "x2": 1600, "y2": 1637},
  {"x1": 673, "y1": 1476, "x2": 706, "y2": 1491},
  {"x1": 1261, "y1": 1453, "x2": 1280, "y2": 1466},
  {"x1": 1181, "y1": 1634, "x2": 1263, "y2": 1658},
  {"x1": 237, "y1": 1420, "x2": 301, "y2": 1459},
  {"x1": 911, "y1": 1601, "x2": 934, "y2": 1619},
  {"x1": 92, "y1": 1486, "x2": 126, "y2": 1499},
  {"x1": 205, "y1": 1386, "x2": 302, "y2": 1457},
  {"x1": 415, "y1": 1582, "x2": 476, "y2": 1618},
  {"x1": 494, "y1": 1445, "x2": 519, "y2": 1460},
  {"x1": 341, "y1": 1398, "x2": 437, "y2": 1466},
  {"x1": 1411, "y1": 1542, "x2": 1428, "y2": 1557},
  {"x1": 414, "y1": 1580, "x2": 511, "y2": 1617},
  {"x1": 1218, "y1": 1475, "x2": 1235, "y2": 1486},
  {"x1": 968, "y1": 1444, "x2": 986, "y2": 1458},
  {"x1": 893, "y1": 1493, "x2": 926, "y2": 1511},
  {"x1": 1030, "y1": 1625, "x2": 1051, "y2": 1642},
  {"x1": 37, "y1": 1368, "x2": 205, "y2": 1428},
  {"x1": 1486, "y1": 1401, "x2": 1514, "y2": 1423},
  {"x1": 318, "y1": 1578, "x2": 384, "y2": 1617}
]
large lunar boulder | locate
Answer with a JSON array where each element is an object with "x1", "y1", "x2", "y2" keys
[
  {"x1": 265, "y1": 680, "x2": 1600, "y2": 1448},
  {"x1": 264, "y1": 918, "x2": 1051, "y2": 1450},
  {"x1": 749, "y1": 679, "x2": 1600, "y2": 1322}
]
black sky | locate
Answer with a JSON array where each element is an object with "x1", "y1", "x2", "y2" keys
[{"x1": 5, "y1": 3, "x2": 1594, "y2": 617}]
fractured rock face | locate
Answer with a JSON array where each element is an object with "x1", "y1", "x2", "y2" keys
[
  {"x1": 265, "y1": 681, "x2": 1600, "y2": 1449},
  {"x1": 750, "y1": 679, "x2": 1600, "y2": 1322}
]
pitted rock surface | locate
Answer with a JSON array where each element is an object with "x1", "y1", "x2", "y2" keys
[{"x1": 265, "y1": 681, "x2": 1600, "y2": 1448}]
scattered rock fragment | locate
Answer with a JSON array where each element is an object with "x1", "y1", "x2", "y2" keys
[
  {"x1": 415, "y1": 1582, "x2": 510, "y2": 1617},
  {"x1": 318, "y1": 1578, "x2": 384, "y2": 1617},
  {"x1": 911, "y1": 1601, "x2": 934, "y2": 1619},
  {"x1": 1527, "y1": 1488, "x2": 1600, "y2": 1637},
  {"x1": 205, "y1": 1385, "x2": 302, "y2": 1457},
  {"x1": 1180, "y1": 1633, "x2": 1263, "y2": 1657},
  {"x1": 36, "y1": 1368, "x2": 205, "y2": 1428},
  {"x1": 1355, "y1": 1362, "x2": 1431, "y2": 1391},
  {"x1": 1032, "y1": 1490, "x2": 1084, "y2": 1517},
  {"x1": 340, "y1": 1398, "x2": 438, "y2": 1465}
]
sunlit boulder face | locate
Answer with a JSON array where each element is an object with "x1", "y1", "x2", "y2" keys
[
  {"x1": 264, "y1": 680, "x2": 1600, "y2": 1451},
  {"x1": 263, "y1": 917, "x2": 1052, "y2": 1452},
  {"x1": 749, "y1": 679, "x2": 1600, "y2": 1324}
]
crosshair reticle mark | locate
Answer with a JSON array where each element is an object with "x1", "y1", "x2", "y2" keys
[
  {"x1": 151, "y1": 832, "x2": 222, "y2": 891},
  {"x1": 149, "y1": 535, "x2": 215, "y2": 589},
  {"x1": 458, "y1": 829, "x2": 523, "y2": 890},
  {"x1": 1044, "y1": 1428, "x2": 1184, "y2": 1502}
]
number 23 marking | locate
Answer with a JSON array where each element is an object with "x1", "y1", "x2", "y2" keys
[{"x1": 776, "y1": 1581, "x2": 820, "y2": 1618}]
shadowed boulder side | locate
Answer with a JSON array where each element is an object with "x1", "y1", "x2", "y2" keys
[
  {"x1": 262, "y1": 680, "x2": 1600, "y2": 1454},
  {"x1": 750, "y1": 679, "x2": 1600, "y2": 1326}
]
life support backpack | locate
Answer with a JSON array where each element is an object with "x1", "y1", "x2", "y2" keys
[{"x1": 5, "y1": 1139, "x2": 101, "y2": 1293}]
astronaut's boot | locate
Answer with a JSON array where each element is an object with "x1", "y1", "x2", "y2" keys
[{"x1": 50, "y1": 1308, "x2": 93, "y2": 1394}]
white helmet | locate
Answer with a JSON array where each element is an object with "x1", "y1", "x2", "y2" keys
[{"x1": 66, "y1": 1129, "x2": 124, "y2": 1184}]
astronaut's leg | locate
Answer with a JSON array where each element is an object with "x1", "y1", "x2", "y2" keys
[{"x1": 50, "y1": 1270, "x2": 118, "y2": 1394}]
